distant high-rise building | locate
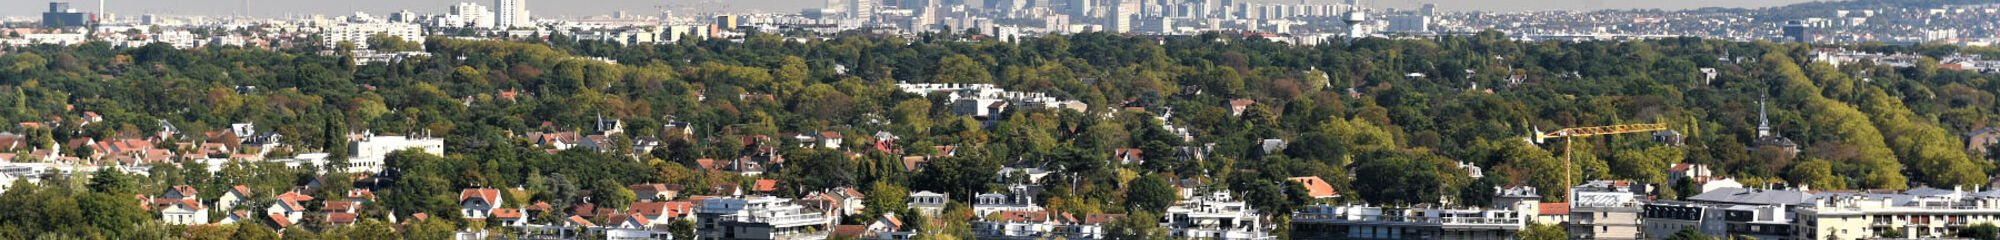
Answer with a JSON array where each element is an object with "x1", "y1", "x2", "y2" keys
[
  {"x1": 42, "y1": 2, "x2": 90, "y2": 28},
  {"x1": 851, "y1": 0, "x2": 877, "y2": 22},
  {"x1": 1782, "y1": 20, "x2": 1808, "y2": 42},
  {"x1": 495, "y1": 0, "x2": 529, "y2": 28},
  {"x1": 141, "y1": 14, "x2": 157, "y2": 25},
  {"x1": 1420, "y1": 3, "x2": 1436, "y2": 16},
  {"x1": 716, "y1": 15, "x2": 739, "y2": 30},
  {"x1": 1110, "y1": 0, "x2": 1133, "y2": 33},
  {"x1": 1386, "y1": 15, "x2": 1429, "y2": 33},
  {"x1": 451, "y1": 2, "x2": 496, "y2": 28}
]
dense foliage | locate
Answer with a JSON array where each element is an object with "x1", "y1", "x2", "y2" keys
[{"x1": 2, "y1": 29, "x2": 1999, "y2": 238}]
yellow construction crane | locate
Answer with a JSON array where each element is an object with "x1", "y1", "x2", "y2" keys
[{"x1": 1529, "y1": 123, "x2": 1671, "y2": 195}]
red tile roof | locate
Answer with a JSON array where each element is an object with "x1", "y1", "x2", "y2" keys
[
  {"x1": 323, "y1": 200, "x2": 357, "y2": 212},
  {"x1": 1539, "y1": 203, "x2": 1571, "y2": 215},
  {"x1": 754, "y1": 179, "x2": 779, "y2": 192},
  {"x1": 493, "y1": 208, "x2": 523, "y2": 219},
  {"x1": 608, "y1": 213, "x2": 650, "y2": 227},
  {"x1": 1084, "y1": 213, "x2": 1126, "y2": 225},
  {"x1": 832, "y1": 225, "x2": 868, "y2": 237},
  {"x1": 997, "y1": 210, "x2": 1050, "y2": 222},
  {"x1": 267, "y1": 214, "x2": 293, "y2": 228},
  {"x1": 1287, "y1": 176, "x2": 1340, "y2": 198},
  {"x1": 460, "y1": 188, "x2": 501, "y2": 204},
  {"x1": 169, "y1": 185, "x2": 200, "y2": 198},
  {"x1": 567, "y1": 215, "x2": 597, "y2": 227},
  {"x1": 327, "y1": 212, "x2": 359, "y2": 224}
]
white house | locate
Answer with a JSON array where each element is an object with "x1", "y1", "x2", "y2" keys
[
  {"x1": 460, "y1": 188, "x2": 502, "y2": 219},
  {"x1": 158, "y1": 198, "x2": 210, "y2": 225}
]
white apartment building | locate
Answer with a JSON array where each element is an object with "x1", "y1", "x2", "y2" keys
[
  {"x1": 495, "y1": 0, "x2": 530, "y2": 29},
  {"x1": 1796, "y1": 186, "x2": 2000, "y2": 239},
  {"x1": 1291, "y1": 186, "x2": 1538, "y2": 240},
  {"x1": 1569, "y1": 180, "x2": 1648, "y2": 240},
  {"x1": 349, "y1": 134, "x2": 445, "y2": 173},
  {"x1": 449, "y1": 2, "x2": 496, "y2": 28},
  {"x1": 694, "y1": 196, "x2": 835, "y2": 240},
  {"x1": 1166, "y1": 191, "x2": 1275, "y2": 240},
  {"x1": 319, "y1": 22, "x2": 422, "y2": 49}
]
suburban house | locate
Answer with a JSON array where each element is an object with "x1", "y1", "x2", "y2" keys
[
  {"x1": 629, "y1": 183, "x2": 681, "y2": 202},
  {"x1": 493, "y1": 208, "x2": 527, "y2": 226},
  {"x1": 218, "y1": 185, "x2": 253, "y2": 209},
  {"x1": 912, "y1": 191, "x2": 949, "y2": 217},
  {"x1": 460, "y1": 188, "x2": 503, "y2": 219},
  {"x1": 156, "y1": 197, "x2": 209, "y2": 225},
  {"x1": 1112, "y1": 148, "x2": 1143, "y2": 165},
  {"x1": 1968, "y1": 127, "x2": 2000, "y2": 155},
  {"x1": 266, "y1": 191, "x2": 314, "y2": 229}
]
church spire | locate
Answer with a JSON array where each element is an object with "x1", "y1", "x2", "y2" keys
[{"x1": 1757, "y1": 99, "x2": 1772, "y2": 138}]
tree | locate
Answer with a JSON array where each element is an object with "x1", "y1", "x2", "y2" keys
[
  {"x1": 88, "y1": 168, "x2": 136, "y2": 195},
  {"x1": 1962, "y1": 223, "x2": 2000, "y2": 240},
  {"x1": 1667, "y1": 228, "x2": 1713, "y2": 240},
  {"x1": 1352, "y1": 151, "x2": 1443, "y2": 205},
  {"x1": 280, "y1": 227, "x2": 318, "y2": 240},
  {"x1": 591, "y1": 179, "x2": 637, "y2": 210},
  {"x1": 1104, "y1": 211, "x2": 1168, "y2": 240},
  {"x1": 1516, "y1": 222, "x2": 1566, "y2": 240},
  {"x1": 669, "y1": 219, "x2": 696, "y2": 240},
  {"x1": 864, "y1": 181, "x2": 911, "y2": 218},
  {"x1": 932, "y1": 55, "x2": 992, "y2": 83},
  {"x1": 405, "y1": 218, "x2": 458, "y2": 240},
  {"x1": 1127, "y1": 175, "x2": 1175, "y2": 213},
  {"x1": 230, "y1": 223, "x2": 279, "y2": 240},
  {"x1": 1880, "y1": 228, "x2": 1905, "y2": 238}
]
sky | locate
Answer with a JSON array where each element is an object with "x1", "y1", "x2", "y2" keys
[{"x1": 4, "y1": 0, "x2": 1822, "y2": 20}]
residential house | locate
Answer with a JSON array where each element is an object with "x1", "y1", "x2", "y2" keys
[
  {"x1": 157, "y1": 197, "x2": 210, "y2": 225},
  {"x1": 753, "y1": 179, "x2": 780, "y2": 195},
  {"x1": 347, "y1": 188, "x2": 378, "y2": 204},
  {"x1": 1228, "y1": 99, "x2": 1255, "y2": 116},
  {"x1": 1112, "y1": 148, "x2": 1143, "y2": 165},
  {"x1": 629, "y1": 183, "x2": 681, "y2": 202},
  {"x1": 493, "y1": 208, "x2": 527, "y2": 226},
  {"x1": 1260, "y1": 139, "x2": 1287, "y2": 155},
  {"x1": 266, "y1": 191, "x2": 314, "y2": 229},
  {"x1": 911, "y1": 191, "x2": 949, "y2": 217},
  {"x1": 816, "y1": 131, "x2": 843, "y2": 149},
  {"x1": 1968, "y1": 127, "x2": 2000, "y2": 155},
  {"x1": 711, "y1": 184, "x2": 744, "y2": 197},
  {"x1": 973, "y1": 184, "x2": 1045, "y2": 215},
  {"x1": 460, "y1": 188, "x2": 503, "y2": 219},
  {"x1": 629, "y1": 201, "x2": 696, "y2": 227}
]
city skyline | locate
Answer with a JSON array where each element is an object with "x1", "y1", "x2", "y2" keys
[{"x1": 2, "y1": 0, "x2": 1822, "y2": 20}]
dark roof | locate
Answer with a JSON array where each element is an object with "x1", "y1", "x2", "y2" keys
[{"x1": 1688, "y1": 187, "x2": 1810, "y2": 206}]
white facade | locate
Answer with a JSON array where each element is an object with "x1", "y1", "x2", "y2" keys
[
  {"x1": 495, "y1": 0, "x2": 530, "y2": 29},
  {"x1": 694, "y1": 196, "x2": 835, "y2": 240},
  {"x1": 449, "y1": 2, "x2": 497, "y2": 28},
  {"x1": 320, "y1": 22, "x2": 423, "y2": 49},
  {"x1": 1166, "y1": 191, "x2": 1274, "y2": 240},
  {"x1": 1796, "y1": 187, "x2": 2000, "y2": 239},
  {"x1": 349, "y1": 135, "x2": 445, "y2": 173}
]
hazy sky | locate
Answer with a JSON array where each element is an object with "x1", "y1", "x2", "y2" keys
[{"x1": 4, "y1": 0, "x2": 1820, "y2": 19}]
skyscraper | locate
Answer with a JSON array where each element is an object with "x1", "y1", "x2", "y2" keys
[
  {"x1": 495, "y1": 0, "x2": 529, "y2": 29},
  {"x1": 851, "y1": 0, "x2": 876, "y2": 22}
]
